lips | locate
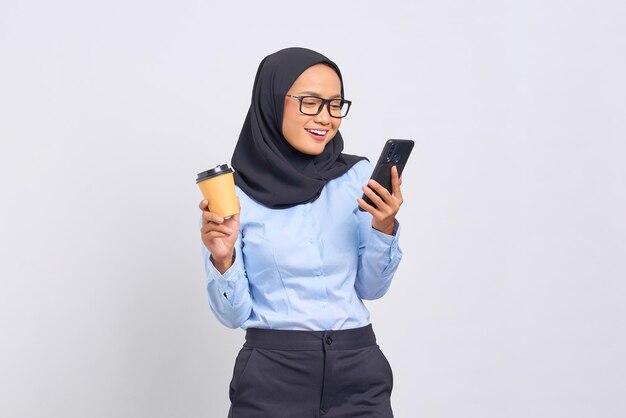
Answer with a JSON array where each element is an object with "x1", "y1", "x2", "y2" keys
[
  {"x1": 307, "y1": 129, "x2": 327, "y2": 136},
  {"x1": 306, "y1": 129, "x2": 329, "y2": 141}
]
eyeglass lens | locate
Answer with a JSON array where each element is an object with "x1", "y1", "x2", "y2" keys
[{"x1": 300, "y1": 97, "x2": 349, "y2": 117}]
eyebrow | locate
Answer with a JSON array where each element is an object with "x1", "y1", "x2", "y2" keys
[{"x1": 297, "y1": 91, "x2": 342, "y2": 99}]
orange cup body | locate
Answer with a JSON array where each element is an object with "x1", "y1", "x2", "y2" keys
[{"x1": 197, "y1": 172, "x2": 239, "y2": 218}]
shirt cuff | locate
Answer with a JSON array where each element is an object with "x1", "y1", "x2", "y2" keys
[
  {"x1": 204, "y1": 248, "x2": 245, "y2": 302},
  {"x1": 369, "y1": 220, "x2": 403, "y2": 276},
  {"x1": 370, "y1": 219, "x2": 401, "y2": 248}
]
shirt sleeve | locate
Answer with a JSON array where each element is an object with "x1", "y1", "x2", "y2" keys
[
  {"x1": 202, "y1": 232, "x2": 252, "y2": 329},
  {"x1": 353, "y1": 161, "x2": 404, "y2": 300}
]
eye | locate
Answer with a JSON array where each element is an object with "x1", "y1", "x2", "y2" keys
[
  {"x1": 302, "y1": 97, "x2": 322, "y2": 108},
  {"x1": 329, "y1": 100, "x2": 343, "y2": 110}
]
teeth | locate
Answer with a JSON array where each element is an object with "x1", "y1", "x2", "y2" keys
[{"x1": 307, "y1": 129, "x2": 327, "y2": 136}]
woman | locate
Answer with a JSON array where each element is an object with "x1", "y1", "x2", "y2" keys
[{"x1": 199, "y1": 47, "x2": 404, "y2": 417}]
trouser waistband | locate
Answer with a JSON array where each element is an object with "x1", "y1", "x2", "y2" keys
[{"x1": 244, "y1": 324, "x2": 376, "y2": 351}]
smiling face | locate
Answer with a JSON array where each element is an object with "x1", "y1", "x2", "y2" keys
[{"x1": 282, "y1": 64, "x2": 343, "y2": 155}]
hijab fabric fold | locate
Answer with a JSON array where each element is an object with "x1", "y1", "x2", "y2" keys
[{"x1": 231, "y1": 47, "x2": 366, "y2": 209}]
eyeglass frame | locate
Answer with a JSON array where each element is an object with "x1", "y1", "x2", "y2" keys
[{"x1": 285, "y1": 94, "x2": 352, "y2": 118}]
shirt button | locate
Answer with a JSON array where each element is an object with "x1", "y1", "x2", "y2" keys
[
  {"x1": 309, "y1": 238, "x2": 314, "y2": 244},
  {"x1": 321, "y1": 302, "x2": 327, "y2": 307}
]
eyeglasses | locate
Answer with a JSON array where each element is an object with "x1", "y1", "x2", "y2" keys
[{"x1": 285, "y1": 95, "x2": 352, "y2": 118}]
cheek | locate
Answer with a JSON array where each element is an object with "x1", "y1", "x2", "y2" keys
[
  {"x1": 327, "y1": 127, "x2": 340, "y2": 142},
  {"x1": 330, "y1": 119, "x2": 342, "y2": 136},
  {"x1": 283, "y1": 98, "x2": 298, "y2": 118},
  {"x1": 282, "y1": 100, "x2": 303, "y2": 134},
  {"x1": 281, "y1": 102, "x2": 300, "y2": 136}
]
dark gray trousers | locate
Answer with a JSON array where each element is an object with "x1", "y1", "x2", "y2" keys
[{"x1": 228, "y1": 324, "x2": 394, "y2": 418}]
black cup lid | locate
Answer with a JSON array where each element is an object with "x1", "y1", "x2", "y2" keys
[{"x1": 196, "y1": 164, "x2": 234, "y2": 183}]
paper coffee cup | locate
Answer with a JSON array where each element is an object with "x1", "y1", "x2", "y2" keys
[{"x1": 196, "y1": 164, "x2": 239, "y2": 218}]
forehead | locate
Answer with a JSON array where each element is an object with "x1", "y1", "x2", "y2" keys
[{"x1": 289, "y1": 64, "x2": 342, "y2": 94}]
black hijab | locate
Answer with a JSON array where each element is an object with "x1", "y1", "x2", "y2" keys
[{"x1": 231, "y1": 47, "x2": 366, "y2": 209}]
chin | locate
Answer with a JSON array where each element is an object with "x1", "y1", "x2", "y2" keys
[
  {"x1": 286, "y1": 132, "x2": 335, "y2": 155},
  {"x1": 300, "y1": 147, "x2": 325, "y2": 156},
  {"x1": 292, "y1": 139, "x2": 329, "y2": 156},
  {"x1": 308, "y1": 141, "x2": 333, "y2": 155}
]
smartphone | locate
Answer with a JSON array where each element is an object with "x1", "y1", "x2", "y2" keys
[{"x1": 359, "y1": 139, "x2": 414, "y2": 211}]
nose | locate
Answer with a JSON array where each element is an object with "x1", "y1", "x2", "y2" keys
[{"x1": 313, "y1": 104, "x2": 332, "y2": 125}]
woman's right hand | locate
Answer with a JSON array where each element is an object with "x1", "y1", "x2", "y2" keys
[{"x1": 199, "y1": 200, "x2": 240, "y2": 274}]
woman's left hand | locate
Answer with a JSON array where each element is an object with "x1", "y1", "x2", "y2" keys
[{"x1": 357, "y1": 165, "x2": 403, "y2": 235}]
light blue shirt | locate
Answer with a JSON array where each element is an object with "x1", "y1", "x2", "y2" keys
[{"x1": 202, "y1": 160, "x2": 403, "y2": 330}]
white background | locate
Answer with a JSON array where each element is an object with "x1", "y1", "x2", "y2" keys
[{"x1": 1, "y1": 0, "x2": 625, "y2": 417}]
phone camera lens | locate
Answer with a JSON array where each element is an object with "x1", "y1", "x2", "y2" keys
[{"x1": 386, "y1": 143, "x2": 398, "y2": 163}]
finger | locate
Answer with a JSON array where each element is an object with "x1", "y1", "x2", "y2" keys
[
  {"x1": 198, "y1": 200, "x2": 209, "y2": 210},
  {"x1": 202, "y1": 211, "x2": 225, "y2": 224},
  {"x1": 357, "y1": 197, "x2": 382, "y2": 216},
  {"x1": 367, "y1": 179, "x2": 393, "y2": 201},
  {"x1": 204, "y1": 230, "x2": 231, "y2": 239},
  {"x1": 391, "y1": 166, "x2": 403, "y2": 201},
  {"x1": 362, "y1": 185, "x2": 387, "y2": 210},
  {"x1": 202, "y1": 226, "x2": 229, "y2": 238},
  {"x1": 203, "y1": 222, "x2": 234, "y2": 235}
]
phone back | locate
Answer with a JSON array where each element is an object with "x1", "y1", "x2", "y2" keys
[
  {"x1": 362, "y1": 139, "x2": 414, "y2": 209},
  {"x1": 371, "y1": 139, "x2": 414, "y2": 190}
]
